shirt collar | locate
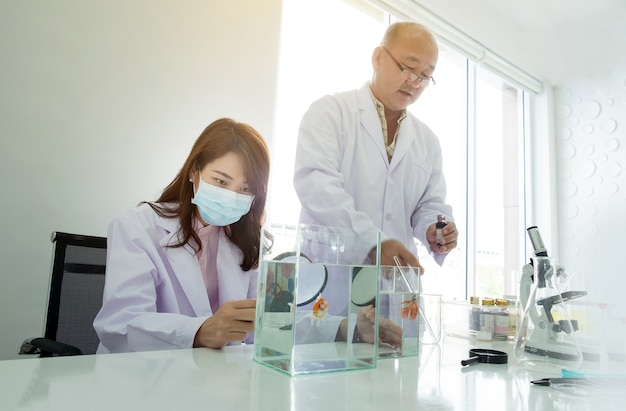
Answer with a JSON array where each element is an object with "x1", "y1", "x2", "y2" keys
[{"x1": 367, "y1": 85, "x2": 407, "y2": 125}]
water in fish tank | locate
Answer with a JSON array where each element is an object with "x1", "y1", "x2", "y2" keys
[{"x1": 253, "y1": 224, "x2": 381, "y2": 376}]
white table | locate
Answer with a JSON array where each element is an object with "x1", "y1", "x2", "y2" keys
[{"x1": 0, "y1": 337, "x2": 622, "y2": 411}]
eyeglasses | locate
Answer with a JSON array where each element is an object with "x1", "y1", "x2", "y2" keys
[{"x1": 382, "y1": 46, "x2": 436, "y2": 87}]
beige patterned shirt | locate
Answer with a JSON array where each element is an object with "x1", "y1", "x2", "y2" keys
[{"x1": 369, "y1": 87, "x2": 407, "y2": 161}]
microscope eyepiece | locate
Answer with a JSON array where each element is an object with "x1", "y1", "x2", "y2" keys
[{"x1": 527, "y1": 226, "x2": 548, "y2": 257}]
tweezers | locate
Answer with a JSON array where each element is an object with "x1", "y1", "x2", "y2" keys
[{"x1": 531, "y1": 377, "x2": 626, "y2": 387}]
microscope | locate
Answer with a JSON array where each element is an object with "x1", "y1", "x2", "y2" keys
[{"x1": 514, "y1": 226, "x2": 587, "y2": 368}]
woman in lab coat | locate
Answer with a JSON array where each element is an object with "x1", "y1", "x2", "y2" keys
[{"x1": 94, "y1": 118, "x2": 271, "y2": 353}]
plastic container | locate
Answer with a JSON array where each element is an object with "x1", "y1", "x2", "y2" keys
[{"x1": 442, "y1": 298, "x2": 519, "y2": 341}]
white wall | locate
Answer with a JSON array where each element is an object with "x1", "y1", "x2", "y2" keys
[
  {"x1": 554, "y1": 73, "x2": 626, "y2": 306},
  {"x1": 412, "y1": 0, "x2": 540, "y2": 82},
  {"x1": 0, "y1": 0, "x2": 282, "y2": 360},
  {"x1": 550, "y1": 41, "x2": 626, "y2": 354}
]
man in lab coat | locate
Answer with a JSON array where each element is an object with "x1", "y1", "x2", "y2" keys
[{"x1": 294, "y1": 22, "x2": 457, "y2": 297}]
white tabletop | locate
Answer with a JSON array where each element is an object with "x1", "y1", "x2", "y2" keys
[{"x1": 0, "y1": 336, "x2": 622, "y2": 411}]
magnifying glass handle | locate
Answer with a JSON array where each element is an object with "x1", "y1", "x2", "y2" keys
[{"x1": 461, "y1": 356, "x2": 480, "y2": 366}]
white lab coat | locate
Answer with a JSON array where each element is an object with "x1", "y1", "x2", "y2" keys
[
  {"x1": 294, "y1": 84, "x2": 453, "y2": 315},
  {"x1": 94, "y1": 204, "x2": 346, "y2": 353},
  {"x1": 93, "y1": 203, "x2": 257, "y2": 353},
  {"x1": 294, "y1": 83, "x2": 453, "y2": 259}
]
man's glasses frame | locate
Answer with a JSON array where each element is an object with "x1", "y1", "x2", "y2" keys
[{"x1": 382, "y1": 46, "x2": 436, "y2": 87}]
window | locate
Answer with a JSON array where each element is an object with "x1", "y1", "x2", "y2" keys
[
  {"x1": 471, "y1": 67, "x2": 527, "y2": 299},
  {"x1": 270, "y1": 0, "x2": 531, "y2": 301},
  {"x1": 268, "y1": 0, "x2": 385, "y2": 227}
]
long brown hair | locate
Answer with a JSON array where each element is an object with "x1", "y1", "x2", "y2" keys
[{"x1": 145, "y1": 118, "x2": 270, "y2": 271}]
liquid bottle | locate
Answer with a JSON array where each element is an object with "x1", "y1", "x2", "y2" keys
[{"x1": 435, "y1": 215, "x2": 447, "y2": 246}]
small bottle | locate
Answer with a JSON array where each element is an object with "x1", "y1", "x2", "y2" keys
[
  {"x1": 436, "y1": 215, "x2": 447, "y2": 246},
  {"x1": 504, "y1": 297, "x2": 519, "y2": 336},
  {"x1": 477, "y1": 298, "x2": 495, "y2": 341},
  {"x1": 469, "y1": 296, "x2": 480, "y2": 332},
  {"x1": 494, "y1": 299, "x2": 510, "y2": 340}
]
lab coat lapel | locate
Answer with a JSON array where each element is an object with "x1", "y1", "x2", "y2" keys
[
  {"x1": 357, "y1": 85, "x2": 388, "y2": 165},
  {"x1": 157, "y1": 218, "x2": 211, "y2": 317},
  {"x1": 389, "y1": 116, "x2": 415, "y2": 170}
]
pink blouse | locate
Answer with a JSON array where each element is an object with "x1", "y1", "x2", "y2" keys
[{"x1": 194, "y1": 219, "x2": 221, "y2": 314}]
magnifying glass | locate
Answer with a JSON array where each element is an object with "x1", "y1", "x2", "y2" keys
[
  {"x1": 351, "y1": 266, "x2": 378, "y2": 306},
  {"x1": 274, "y1": 252, "x2": 328, "y2": 306},
  {"x1": 461, "y1": 348, "x2": 508, "y2": 366}
]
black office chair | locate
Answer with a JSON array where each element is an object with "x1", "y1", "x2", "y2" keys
[{"x1": 20, "y1": 231, "x2": 107, "y2": 357}]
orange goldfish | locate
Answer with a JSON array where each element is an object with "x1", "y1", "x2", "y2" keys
[
  {"x1": 401, "y1": 294, "x2": 418, "y2": 320},
  {"x1": 312, "y1": 295, "x2": 329, "y2": 319}
]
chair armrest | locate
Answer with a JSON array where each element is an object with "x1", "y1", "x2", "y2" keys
[{"x1": 20, "y1": 338, "x2": 83, "y2": 356}]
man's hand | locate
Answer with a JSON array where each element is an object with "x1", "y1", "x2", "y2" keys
[
  {"x1": 369, "y1": 239, "x2": 423, "y2": 273},
  {"x1": 426, "y1": 221, "x2": 458, "y2": 254}
]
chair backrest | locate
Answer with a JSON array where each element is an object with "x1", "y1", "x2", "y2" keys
[{"x1": 43, "y1": 231, "x2": 107, "y2": 357}]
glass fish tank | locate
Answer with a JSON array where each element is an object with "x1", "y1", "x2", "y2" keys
[
  {"x1": 253, "y1": 224, "x2": 381, "y2": 376},
  {"x1": 377, "y1": 265, "x2": 422, "y2": 358}
]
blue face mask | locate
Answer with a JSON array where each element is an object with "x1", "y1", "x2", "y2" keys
[{"x1": 191, "y1": 179, "x2": 255, "y2": 226}]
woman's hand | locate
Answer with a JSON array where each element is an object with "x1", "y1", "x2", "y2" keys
[
  {"x1": 194, "y1": 299, "x2": 256, "y2": 349},
  {"x1": 355, "y1": 305, "x2": 403, "y2": 348}
]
